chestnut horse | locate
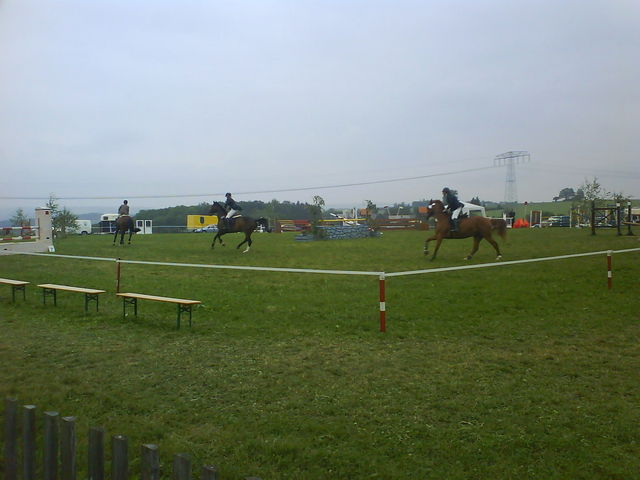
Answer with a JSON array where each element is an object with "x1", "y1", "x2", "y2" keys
[
  {"x1": 424, "y1": 200, "x2": 507, "y2": 261},
  {"x1": 113, "y1": 216, "x2": 141, "y2": 245},
  {"x1": 208, "y1": 202, "x2": 270, "y2": 253}
]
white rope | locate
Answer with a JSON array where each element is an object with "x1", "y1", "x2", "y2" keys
[
  {"x1": 385, "y1": 247, "x2": 640, "y2": 277},
  {"x1": 12, "y1": 251, "x2": 381, "y2": 276},
  {"x1": 117, "y1": 259, "x2": 382, "y2": 276},
  {"x1": 13, "y1": 252, "x2": 117, "y2": 262},
  {"x1": 10, "y1": 247, "x2": 640, "y2": 278}
]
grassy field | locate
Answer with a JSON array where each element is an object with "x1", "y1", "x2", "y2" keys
[{"x1": 1, "y1": 228, "x2": 639, "y2": 479}]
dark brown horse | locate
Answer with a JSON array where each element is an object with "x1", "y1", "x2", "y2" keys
[
  {"x1": 208, "y1": 202, "x2": 270, "y2": 253},
  {"x1": 113, "y1": 215, "x2": 141, "y2": 245},
  {"x1": 424, "y1": 200, "x2": 507, "y2": 261}
]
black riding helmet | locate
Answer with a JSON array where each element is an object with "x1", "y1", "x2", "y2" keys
[
  {"x1": 442, "y1": 187, "x2": 450, "y2": 193},
  {"x1": 225, "y1": 193, "x2": 232, "y2": 197}
]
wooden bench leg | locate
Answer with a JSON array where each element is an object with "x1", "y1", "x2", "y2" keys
[
  {"x1": 42, "y1": 288, "x2": 57, "y2": 306},
  {"x1": 11, "y1": 285, "x2": 26, "y2": 302},
  {"x1": 84, "y1": 293, "x2": 100, "y2": 313},
  {"x1": 176, "y1": 304, "x2": 193, "y2": 329},
  {"x1": 122, "y1": 296, "x2": 138, "y2": 318}
]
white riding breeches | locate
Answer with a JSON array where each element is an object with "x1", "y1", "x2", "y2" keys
[
  {"x1": 451, "y1": 207, "x2": 462, "y2": 220},
  {"x1": 225, "y1": 209, "x2": 237, "y2": 218}
]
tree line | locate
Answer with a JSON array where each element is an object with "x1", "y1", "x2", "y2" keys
[{"x1": 7, "y1": 178, "x2": 634, "y2": 229}]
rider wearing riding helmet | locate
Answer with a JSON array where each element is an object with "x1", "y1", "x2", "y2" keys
[
  {"x1": 223, "y1": 193, "x2": 242, "y2": 227},
  {"x1": 442, "y1": 187, "x2": 464, "y2": 232},
  {"x1": 118, "y1": 200, "x2": 130, "y2": 217}
]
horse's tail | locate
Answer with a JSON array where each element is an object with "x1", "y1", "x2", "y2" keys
[
  {"x1": 490, "y1": 218, "x2": 508, "y2": 240},
  {"x1": 257, "y1": 217, "x2": 272, "y2": 233}
]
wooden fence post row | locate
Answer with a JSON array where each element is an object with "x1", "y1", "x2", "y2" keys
[{"x1": 3, "y1": 399, "x2": 261, "y2": 480}]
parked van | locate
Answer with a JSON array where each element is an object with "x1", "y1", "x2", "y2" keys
[{"x1": 70, "y1": 220, "x2": 93, "y2": 235}]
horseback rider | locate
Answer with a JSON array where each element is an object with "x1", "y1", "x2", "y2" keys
[
  {"x1": 118, "y1": 200, "x2": 130, "y2": 217},
  {"x1": 223, "y1": 193, "x2": 242, "y2": 229},
  {"x1": 442, "y1": 187, "x2": 464, "y2": 232}
]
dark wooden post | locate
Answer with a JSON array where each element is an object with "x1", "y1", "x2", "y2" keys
[
  {"x1": 88, "y1": 427, "x2": 105, "y2": 480},
  {"x1": 627, "y1": 202, "x2": 635, "y2": 236},
  {"x1": 4, "y1": 398, "x2": 18, "y2": 480},
  {"x1": 111, "y1": 435, "x2": 128, "y2": 480},
  {"x1": 616, "y1": 202, "x2": 622, "y2": 235},
  {"x1": 60, "y1": 417, "x2": 77, "y2": 480},
  {"x1": 43, "y1": 411, "x2": 59, "y2": 480},
  {"x1": 172, "y1": 454, "x2": 191, "y2": 480},
  {"x1": 23, "y1": 405, "x2": 37, "y2": 480},
  {"x1": 141, "y1": 444, "x2": 160, "y2": 480},
  {"x1": 200, "y1": 465, "x2": 218, "y2": 480},
  {"x1": 590, "y1": 201, "x2": 596, "y2": 235}
]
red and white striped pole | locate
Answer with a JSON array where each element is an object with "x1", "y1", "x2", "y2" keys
[
  {"x1": 379, "y1": 273, "x2": 386, "y2": 332},
  {"x1": 607, "y1": 250, "x2": 612, "y2": 290},
  {"x1": 116, "y1": 258, "x2": 122, "y2": 293}
]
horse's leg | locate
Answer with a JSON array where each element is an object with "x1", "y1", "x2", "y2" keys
[
  {"x1": 236, "y1": 233, "x2": 250, "y2": 252},
  {"x1": 211, "y1": 233, "x2": 221, "y2": 248},
  {"x1": 465, "y1": 236, "x2": 482, "y2": 260},
  {"x1": 120, "y1": 230, "x2": 125, "y2": 245},
  {"x1": 127, "y1": 229, "x2": 133, "y2": 244},
  {"x1": 113, "y1": 230, "x2": 118, "y2": 245},
  {"x1": 430, "y1": 236, "x2": 444, "y2": 261},
  {"x1": 484, "y1": 233, "x2": 502, "y2": 260},
  {"x1": 423, "y1": 235, "x2": 436, "y2": 256},
  {"x1": 242, "y1": 234, "x2": 253, "y2": 253}
]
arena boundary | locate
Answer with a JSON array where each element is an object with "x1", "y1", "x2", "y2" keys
[{"x1": 8, "y1": 248, "x2": 640, "y2": 332}]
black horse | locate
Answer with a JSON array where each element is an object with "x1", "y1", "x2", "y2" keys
[
  {"x1": 208, "y1": 202, "x2": 270, "y2": 253},
  {"x1": 113, "y1": 216, "x2": 141, "y2": 245}
]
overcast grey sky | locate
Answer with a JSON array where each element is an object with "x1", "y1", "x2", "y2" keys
[{"x1": 1, "y1": 0, "x2": 638, "y2": 218}]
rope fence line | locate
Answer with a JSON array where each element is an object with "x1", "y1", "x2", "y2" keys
[
  {"x1": 9, "y1": 248, "x2": 640, "y2": 332},
  {"x1": 385, "y1": 247, "x2": 640, "y2": 277}
]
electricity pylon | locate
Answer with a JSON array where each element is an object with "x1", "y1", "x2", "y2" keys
[{"x1": 493, "y1": 151, "x2": 531, "y2": 203}]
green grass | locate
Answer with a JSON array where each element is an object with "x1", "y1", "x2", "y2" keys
[{"x1": 1, "y1": 228, "x2": 639, "y2": 479}]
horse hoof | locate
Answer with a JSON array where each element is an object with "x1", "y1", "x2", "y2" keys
[
  {"x1": 496, "y1": 255, "x2": 502, "y2": 260},
  {"x1": 465, "y1": 256, "x2": 472, "y2": 260}
]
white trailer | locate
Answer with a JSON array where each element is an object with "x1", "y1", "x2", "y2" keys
[{"x1": 70, "y1": 219, "x2": 93, "y2": 235}]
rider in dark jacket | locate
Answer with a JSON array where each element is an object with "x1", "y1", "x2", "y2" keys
[
  {"x1": 118, "y1": 200, "x2": 130, "y2": 216},
  {"x1": 442, "y1": 187, "x2": 463, "y2": 232},
  {"x1": 223, "y1": 193, "x2": 242, "y2": 228}
]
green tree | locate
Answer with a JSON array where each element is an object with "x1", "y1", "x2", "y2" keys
[
  {"x1": 46, "y1": 194, "x2": 78, "y2": 236},
  {"x1": 307, "y1": 195, "x2": 325, "y2": 238},
  {"x1": 364, "y1": 199, "x2": 378, "y2": 231},
  {"x1": 10, "y1": 208, "x2": 31, "y2": 227},
  {"x1": 46, "y1": 194, "x2": 59, "y2": 215},
  {"x1": 53, "y1": 207, "x2": 78, "y2": 236},
  {"x1": 579, "y1": 178, "x2": 609, "y2": 207},
  {"x1": 558, "y1": 188, "x2": 576, "y2": 201}
]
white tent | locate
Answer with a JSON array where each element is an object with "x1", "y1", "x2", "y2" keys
[{"x1": 461, "y1": 202, "x2": 486, "y2": 217}]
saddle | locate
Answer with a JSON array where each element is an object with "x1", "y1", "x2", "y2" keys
[{"x1": 223, "y1": 214, "x2": 242, "y2": 230}]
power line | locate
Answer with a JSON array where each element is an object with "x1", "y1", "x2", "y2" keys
[{"x1": 0, "y1": 165, "x2": 498, "y2": 201}]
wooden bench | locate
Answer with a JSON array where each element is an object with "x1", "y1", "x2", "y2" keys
[
  {"x1": 37, "y1": 284, "x2": 106, "y2": 312},
  {"x1": 116, "y1": 293, "x2": 201, "y2": 329},
  {"x1": 0, "y1": 278, "x2": 29, "y2": 302}
]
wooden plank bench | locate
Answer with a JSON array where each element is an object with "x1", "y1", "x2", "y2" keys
[
  {"x1": 37, "y1": 284, "x2": 106, "y2": 312},
  {"x1": 0, "y1": 278, "x2": 29, "y2": 302},
  {"x1": 116, "y1": 293, "x2": 201, "y2": 329}
]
